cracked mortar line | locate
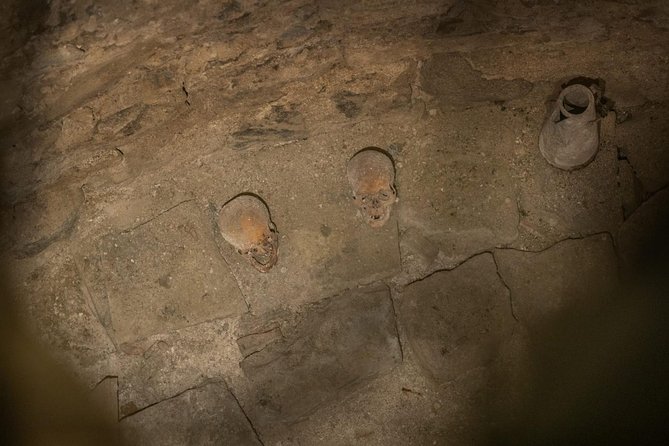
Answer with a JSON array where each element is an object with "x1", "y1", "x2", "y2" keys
[
  {"x1": 403, "y1": 248, "x2": 491, "y2": 288},
  {"x1": 491, "y1": 251, "x2": 519, "y2": 322},
  {"x1": 398, "y1": 228, "x2": 618, "y2": 291},
  {"x1": 122, "y1": 198, "x2": 195, "y2": 233},
  {"x1": 387, "y1": 220, "x2": 409, "y2": 362},
  {"x1": 117, "y1": 379, "x2": 227, "y2": 421},
  {"x1": 496, "y1": 230, "x2": 616, "y2": 255},
  {"x1": 73, "y1": 257, "x2": 119, "y2": 352},
  {"x1": 226, "y1": 384, "x2": 266, "y2": 446},
  {"x1": 493, "y1": 230, "x2": 619, "y2": 320},
  {"x1": 397, "y1": 231, "x2": 618, "y2": 321},
  {"x1": 388, "y1": 286, "x2": 405, "y2": 363},
  {"x1": 401, "y1": 249, "x2": 519, "y2": 321}
]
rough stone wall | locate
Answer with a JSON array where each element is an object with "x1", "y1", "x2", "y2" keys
[{"x1": 1, "y1": 0, "x2": 668, "y2": 444}]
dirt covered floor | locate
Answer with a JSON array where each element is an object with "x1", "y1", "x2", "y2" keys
[{"x1": 1, "y1": 0, "x2": 669, "y2": 445}]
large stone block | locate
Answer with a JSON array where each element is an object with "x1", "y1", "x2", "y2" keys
[
  {"x1": 495, "y1": 234, "x2": 619, "y2": 327},
  {"x1": 2, "y1": 183, "x2": 84, "y2": 257},
  {"x1": 7, "y1": 249, "x2": 116, "y2": 388},
  {"x1": 396, "y1": 108, "x2": 520, "y2": 265},
  {"x1": 117, "y1": 318, "x2": 241, "y2": 417},
  {"x1": 79, "y1": 201, "x2": 247, "y2": 344},
  {"x1": 120, "y1": 382, "x2": 261, "y2": 446},
  {"x1": 399, "y1": 254, "x2": 516, "y2": 382},
  {"x1": 615, "y1": 103, "x2": 669, "y2": 193},
  {"x1": 617, "y1": 188, "x2": 669, "y2": 278},
  {"x1": 239, "y1": 284, "x2": 401, "y2": 425}
]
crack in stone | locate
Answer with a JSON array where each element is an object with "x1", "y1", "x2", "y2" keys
[
  {"x1": 122, "y1": 198, "x2": 195, "y2": 233},
  {"x1": 73, "y1": 257, "x2": 119, "y2": 351},
  {"x1": 137, "y1": 339, "x2": 170, "y2": 358},
  {"x1": 118, "y1": 380, "x2": 226, "y2": 421},
  {"x1": 403, "y1": 248, "x2": 491, "y2": 288},
  {"x1": 238, "y1": 326, "x2": 284, "y2": 360},
  {"x1": 491, "y1": 251, "x2": 519, "y2": 322},
  {"x1": 117, "y1": 378, "x2": 266, "y2": 446},
  {"x1": 398, "y1": 231, "x2": 618, "y2": 323},
  {"x1": 495, "y1": 230, "x2": 615, "y2": 255},
  {"x1": 494, "y1": 231, "x2": 618, "y2": 321},
  {"x1": 17, "y1": 209, "x2": 80, "y2": 257},
  {"x1": 226, "y1": 385, "x2": 266, "y2": 446},
  {"x1": 513, "y1": 193, "x2": 522, "y2": 238},
  {"x1": 394, "y1": 219, "x2": 403, "y2": 273},
  {"x1": 639, "y1": 181, "x2": 669, "y2": 206},
  {"x1": 388, "y1": 287, "x2": 405, "y2": 362},
  {"x1": 238, "y1": 326, "x2": 282, "y2": 340},
  {"x1": 240, "y1": 346, "x2": 270, "y2": 361}
]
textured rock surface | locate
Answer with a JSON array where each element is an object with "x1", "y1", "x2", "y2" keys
[
  {"x1": 116, "y1": 318, "x2": 242, "y2": 417},
  {"x1": 399, "y1": 254, "x2": 517, "y2": 382},
  {"x1": 614, "y1": 102, "x2": 669, "y2": 193},
  {"x1": 78, "y1": 200, "x2": 246, "y2": 344},
  {"x1": 120, "y1": 382, "x2": 262, "y2": 446},
  {"x1": 396, "y1": 107, "x2": 520, "y2": 264},
  {"x1": 238, "y1": 284, "x2": 401, "y2": 428},
  {"x1": 2, "y1": 0, "x2": 668, "y2": 444},
  {"x1": 209, "y1": 139, "x2": 402, "y2": 312},
  {"x1": 495, "y1": 234, "x2": 619, "y2": 327},
  {"x1": 617, "y1": 188, "x2": 669, "y2": 278}
]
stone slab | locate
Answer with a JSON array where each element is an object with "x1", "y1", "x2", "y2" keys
[
  {"x1": 79, "y1": 200, "x2": 246, "y2": 344},
  {"x1": 615, "y1": 102, "x2": 669, "y2": 193},
  {"x1": 91, "y1": 376, "x2": 119, "y2": 424},
  {"x1": 617, "y1": 188, "x2": 669, "y2": 278},
  {"x1": 278, "y1": 363, "x2": 483, "y2": 446},
  {"x1": 2, "y1": 182, "x2": 84, "y2": 258},
  {"x1": 495, "y1": 234, "x2": 619, "y2": 327},
  {"x1": 91, "y1": 376, "x2": 121, "y2": 444},
  {"x1": 397, "y1": 226, "x2": 441, "y2": 281},
  {"x1": 116, "y1": 318, "x2": 242, "y2": 417},
  {"x1": 119, "y1": 382, "x2": 261, "y2": 446},
  {"x1": 7, "y1": 249, "x2": 116, "y2": 388},
  {"x1": 396, "y1": 107, "x2": 520, "y2": 264},
  {"x1": 399, "y1": 253, "x2": 516, "y2": 383},
  {"x1": 239, "y1": 284, "x2": 401, "y2": 425},
  {"x1": 420, "y1": 52, "x2": 533, "y2": 109}
]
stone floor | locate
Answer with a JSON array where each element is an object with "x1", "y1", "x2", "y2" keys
[{"x1": 1, "y1": 0, "x2": 669, "y2": 445}]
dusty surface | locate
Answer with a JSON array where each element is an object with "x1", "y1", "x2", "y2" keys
[
  {"x1": 80, "y1": 199, "x2": 246, "y2": 345},
  {"x1": 2, "y1": 0, "x2": 669, "y2": 444},
  {"x1": 119, "y1": 381, "x2": 262, "y2": 446}
]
